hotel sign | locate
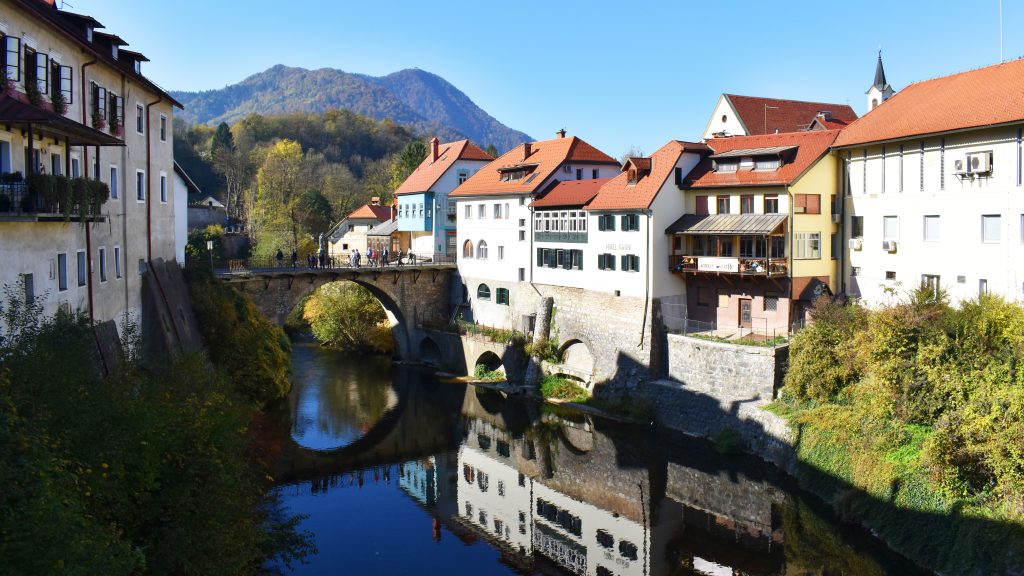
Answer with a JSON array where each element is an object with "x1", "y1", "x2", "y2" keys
[{"x1": 697, "y1": 257, "x2": 739, "y2": 273}]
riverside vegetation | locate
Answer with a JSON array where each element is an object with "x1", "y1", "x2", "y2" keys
[
  {"x1": 778, "y1": 288, "x2": 1024, "y2": 575},
  {"x1": 0, "y1": 275, "x2": 313, "y2": 575}
]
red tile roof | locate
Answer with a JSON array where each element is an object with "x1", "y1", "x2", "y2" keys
[
  {"x1": 530, "y1": 179, "x2": 610, "y2": 208},
  {"x1": 686, "y1": 130, "x2": 839, "y2": 188},
  {"x1": 587, "y1": 141, "x2": 711, "y2": 211},
  {"x1": 450, "y1": 136, "x2": 618, "y2": 197},
  {"x1": 724, "y1": 94, "x2": 858, "y2": 135},
  {"x1": 347, "y1": 204, "x2": 392, "y2": 222},
  {"x1": 835, "y1": 58, "x2": 1024, "y2": 147},
  {"x1": 395, "y1": 139, "x2": 493, "y2": 195}
]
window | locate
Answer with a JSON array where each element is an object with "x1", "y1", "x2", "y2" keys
[
  {"x1": 576, "y1": 168, "x2": 583, "y2": 180},
  {"x1": 4, "y1": 35, "x2": 21, "y2": 84},
  {"x1": 159, "y1": 115, "x2": 167, "y2": 142},
  {"x1": 477, "y1": 240, "x2": 488, "y2": 259},
  {"x1": 597, "y1": 253, "x2": 616, "y2": 270},
  {"x1": 883, "y1": 216, "x2": 899, "y2": 241},
  {"x1": 159, "y1": 173, "x2": 167, "y2": 203},
  {"x1": 497, "y1": 245, "x2": 504, "y2": 261},
  {"x1": 592, "y1": 169, "x2": 599, "y2": 179},
  {"x1": 763, "y1": 195, "x2": 779, "y2": 214},
  {"x1": 596, "y1": 530, "x2": 614, "y2": 549},
  {"x1": 621, "y1": 213, "x2": 640, "y2": 231},
  {"x1": 71, "y1": 157, "x2": 80, "y2": 178},
  {"x1": 478, "y1": 204, "x2": 486, "y2": 219},
  {"x1": 982, "y1": 215, "x2": 1001, "y2": 243},
  {"x1": 136, "y1": 103, "x2": 144, "y2": 134},
  {"x1": 716, "y1": 195, "x2": 730, "y2": 214},
  {"x1": 76, "y1": 250, "x2": 87, "y2": 287},
  {"x1": 794, "y1": 232, "x2": 821, "y2": 259},
  {"x1": 923, "y1": 215, "x2": 940, "y2": 242},
  {"x1": 21, "y1": 273, "x2": 33, "y2": 304},
  {"x1": 98, "y1": 247, "x2": 107, "y2": 282},
  {"x1": 493, "y1": 203, "x2": 502, "y2": 219},
  {"x1": 718, "y1": 236, "x2": 734, "y2": 257},
  {"x1": 922, "y1": 274, "x2": 941, "y2": 296},
  {"x1": 136, "y1": 170, "x2": 145, "y2": 201},
  {"x1": 740, "y1": 195, "x2": 754, "y2": 214},
  {"x1": 619, "y1": 540, "x2": 638, "y2": 561},
  {"x1": 716, "y1": 160, "x2": 738, "y2": 172},
  {"x1": 739, "y1": 236, "x2": 765, "y2": 258},
  {"x1": 464, "y1": 204, "x2": 471, "y2": 219},
  {"x1": 50, "y1": 153, "x2": 61, "y2": 176},
  {"x1": 794, "y1": 194, "x2": 821, "y2": 214},
  {"x1": 980, "y1": 279, "x2": 988, "y2": 297},
  {"x1": 57, "y1": 253, "x2": 68, "y2": 291},
  {"x1": 886, "y1": 270, "x2": 897, "y2": 280},
  {"x1": 620, "y1": 254, "x2": 640, "y2": 272},
  {"x1": 477, "y1": 284, "x2": 491, "y2": 300},
  {"x1": 851, "y1": 216, "x2": 864, "y2": 238},
  {"x1": 831, "y1": 233, "x2": 839, "y2": 259},
  {"x1": 518, "y1": 230, "x2": 525, "y2": 241},
  {"x1": 496, "y1": 288, "x2": 509, "y2": 305},
  {"x1": 109, "y1": 166, "x2": 118, "y2": 199},
  {"x1": 764, "y1": 295, "x2": 778, "y2": 312},
  {"x1": 518, "y1": 268, "x2": 525, "y2": 281},
  {"x1": 597, "y1": 214, "x2": 615, "y2": 231},
  {"x1": 695, "y1": 195, "x2": 709, "y2": 215},
  {"x1": 92, "y1": 83, "x2": 107, "y2": 125},
  {"x1": 755, "y1": 157, "x2": 781, "y2": 170},
  {"x1": 114, "y1": 246, "x2": 122, "y2": 279},
  {"x1": 462, "y1": 239, "x2": 474, "y2": 258},
  {"x1": 770, "y1": 236, "x2": 785, "y2": 258},
  {"x1": 458, "y1": 170, "x2": 469, "y2": 184}
]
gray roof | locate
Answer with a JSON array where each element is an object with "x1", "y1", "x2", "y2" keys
[
  {"x1": 665, "y1": 213, "x2": 787, "y2": 235},
  {"x1": 873, "y1": 51, "x2": 889, "y2": 90},
  {"x1": 367, "y1": 218, "x2": 398, "y2": 237},
  {"x1": 709, "y1": 146, "x2": 797, "y2": 159}
]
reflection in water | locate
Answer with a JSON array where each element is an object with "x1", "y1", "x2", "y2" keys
[{"x1": 269, "y1": 345, "x2": 927, "y2": 576}]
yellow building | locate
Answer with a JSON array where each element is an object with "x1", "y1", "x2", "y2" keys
[{"x1": 666, "y1": 129, "x2": 841, "y2": 335}]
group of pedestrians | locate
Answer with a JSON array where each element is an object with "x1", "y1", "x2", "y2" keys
[
  {"x1": 275, "y1": 248, "x2": 332, "y2": 269},
  {"x1": 273, "y1": 246, "x2": 419, "y2": 270},
  {"x1": 351, "y1": 246, "x2": 404, "y2": 268}
]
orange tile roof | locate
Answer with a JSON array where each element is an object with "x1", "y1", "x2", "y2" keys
[
  {"x1": 686, "y1": 130, "x2": 839, "y2": 188},
  {"x1": 450, "y1": 136, "x2": 618, "y2": 198},
  {"x1": 530, "y1": 179, "x2": 610, "y2": 208},
  {"x1": 835, "y1": 58, "x2": 1024, "y2": 147},
  {"x1": 725, "y1": 94, "x2": 858, "y2": 135},
  {"x1": 587, "y1": 141, "x2": 711, "y2": 211},
  {"x1": 395, "y1": 140, "x2": 493, "y2": 195},
  {"x1": 347, "y1": 204, "x2": 392, "y2": 222}
]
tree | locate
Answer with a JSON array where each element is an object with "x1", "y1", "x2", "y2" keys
[
  {"x1": 485, "y1": 143, "x2": 498, "y2": 158},
  {"x1": 209, "y1": 122, "x2": 234, "y2": 155},
  {"x1": 620, "y1": 145, "x2": 645, "y2": 165},
  {"x1": 292, "y1": 189, "x2": 333, "y2": 238},
  {"x1": 388, "y1": 139, "x2": 429, "y2": 191}
]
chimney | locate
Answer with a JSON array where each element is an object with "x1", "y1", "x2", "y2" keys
[
  {"x1": 430, "y1": 137, "x2": 439, "y2": 162},
  {"x1": 556, "y1": 128, "x2": 566, "y2": 139},
  {"x1": 371, "y1": 196, "x2": 380, "y2": 206},
  {"x1": 523, "y1": 142, "x2": 532, "y2": 160}
]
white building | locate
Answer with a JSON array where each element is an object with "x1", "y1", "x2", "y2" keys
[
  {"x1": 701, "y1": 93, "x2": 857, "y2": 140},
  {"x1": 394, "y1": 137, "x2": 493, "y2": 260},
  {"x1": 325, "y1": 198, "x2": 391, "y2": 260},
  {"x1": 451, "y1": 131, "x2": 620, "y2": 328},
  {"x1": 0, "y1": 0, "x2": 180, "y2": 333},
  {"x1": 836, "y1": 56, "x2": 1024, "y2": 306}
]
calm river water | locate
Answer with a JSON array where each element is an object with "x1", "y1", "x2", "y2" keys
[{"x1": 264, "y1": 343, "x2": 927, "y2": 575}]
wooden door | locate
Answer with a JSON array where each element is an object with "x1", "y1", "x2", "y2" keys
[{"x1": 739, "y1": 299, "x2": 752, "y2": 328}]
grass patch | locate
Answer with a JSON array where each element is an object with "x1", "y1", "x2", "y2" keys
[
  {"x1": 473, "y1": 363, "x2": 505, "y2": 382},
  {"x1": 539, "y1": 375, "x2": 590, "y2": 403},
  {"x1": 712, "y1": 427, "x2": 746, "y2": 455}
]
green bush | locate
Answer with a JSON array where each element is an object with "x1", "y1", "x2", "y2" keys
[
  {"x1": 473, "y1": 363, "x2": 505, "y2": 382},
  {"x1": 302, "y1": 282, "x2": 394, "y2": 355},
  {"x1": 784, "y1": 296, "x2": 868, "y2": 400},
  {"x1": 539, "y1": 375, "x2": 589, "y2": 403}
]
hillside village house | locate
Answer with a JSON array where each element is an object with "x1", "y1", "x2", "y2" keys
[
  {"x1": 836, "y1": 56, "x2": 1024, "y2": 305},
  {"x1": 701, "y1": 94, "x2": 858, "y2": 140},
  {"x1": 0, "y1": 0, "x2": 180, "y2": 331},
  {"x1": 669, "y1": 129, "x2": 842, "y2": 335},
  {"x1": 451, "y1": 131, "x2": 619, "y2": 328},
  {"x1": 395, "y1": 137, "x2": 493, "y2": 260},
  {"x1": 326, "y1": 198, "x2": 391, "y2": 260}
]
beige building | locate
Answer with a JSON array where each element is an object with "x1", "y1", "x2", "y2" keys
[{"x1": 0, "y1": 0, "x2": 181, "y2": 334}]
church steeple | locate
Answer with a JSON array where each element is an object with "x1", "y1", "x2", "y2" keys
[{"x1": 866, "y1": 50, "x2": 894, "y2": 111}]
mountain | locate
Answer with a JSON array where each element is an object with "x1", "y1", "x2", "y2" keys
[{"x1": 171, "y1": 65, "x2": 532, "y2": 152}]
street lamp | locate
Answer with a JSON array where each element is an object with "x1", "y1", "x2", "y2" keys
[{"x1": 206, "y1": 239, "x2": 214, "y2": 271}]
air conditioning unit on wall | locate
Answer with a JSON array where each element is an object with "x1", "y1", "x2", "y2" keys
[
  {"x1": 848, "y1": 238, "x2": 863, "y2": 251},
  {"x1": 953, "y1": 158, "x2": 967, "y2": 174},
  {"x1": 882, "y1": 240, "x2": 898, "y2": 253},
  {"x1": 967, "y1": 151, "x2": 992, "y2": 174}
]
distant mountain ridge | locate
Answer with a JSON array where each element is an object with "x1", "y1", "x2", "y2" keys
[{"x1": 172, "y1": 65, "x2": 532, "y2": 151}]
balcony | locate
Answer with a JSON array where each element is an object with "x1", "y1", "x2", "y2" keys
[
  {"x1": 669, "y1": 254, "x2": 788, "y2": 277},
  {"x1": 447, "y1": 205, "x2": 457, "y2": 221},
  {"x1": 0, "y1": 175, "x2": 108, "y2": 222},
  {"x1": 534, "y1": 231, "x2": 587, "y2": 243}
]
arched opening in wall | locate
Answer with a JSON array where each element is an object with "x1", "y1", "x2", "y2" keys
[
  {"x1": 418, "y1": 336, "x2": 442, "y2": 367},
  {"x1": 474, "y1": 351, "x2": 504, "y2": 380},
  {"x1": 293, "y1": 280, "x2": 407, "y2": 358},
  {"x1": 558, "y1": 339, "x2": 595, "y2": 388}
]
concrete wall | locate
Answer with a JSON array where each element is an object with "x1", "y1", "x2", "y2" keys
[{"x1": 664, "y1": 334, "x2": 785, "y2": 402}]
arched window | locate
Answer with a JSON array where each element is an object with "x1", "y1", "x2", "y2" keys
[
  {"x1": 462, "y1": 239, "x2": 474, "y2": 258},
  {"x1": 477, "y1": 240, "x2": 488, "y2": 259},
  {"x1": 871, "y1": 98, "x2": 879, "y2": 110},
  {"x1": 477, "y1": 284, "x2": 491, "y2": 300}
]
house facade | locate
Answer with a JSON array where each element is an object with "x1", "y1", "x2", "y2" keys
[
  {"x1": 326, "y1": 199, "x2": 392, "y2": 259},
  {"x1": 669, "y1": 130, "x2": 841, "y2": 335},
  {"x1": 701, "y1": 93, "x2": 857, "y2": 140},
  {"x1": 0, "y1": 0, "x2": 180, "y2": 332},
  {"x1": 395, "y1": 137, "x2": 493, "y2": 260},
  {"x1": 452, "y1": 132, "x2": 620, "y2": 329},
  {"x1": 836, "y1": 57, "x2": 1024, "y2": 306}
]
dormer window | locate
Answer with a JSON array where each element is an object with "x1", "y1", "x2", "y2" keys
[
  {"x1": 133, "y1": 60, "x2": 141, "y2": 74},
  {"x1": 111, "y1": 44, "x2": 118, "y2": 60},
  {"x1": 754, "y1": 157, "x2": 781, "y2": 171},
  {"x1": 85, "y1": 28, "x2": 93, "y2": 42},
  {"x1": 498, "y1": 164, "x2": 536, "y2": 182},
  {"x1": 627, "y1": 168, "x2": 638, "y2": 185},
  {"x1": 715, "y1": 160, "x2": 738, "y2": 172}
]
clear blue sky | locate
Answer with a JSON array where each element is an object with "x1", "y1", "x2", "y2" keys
[{"x1": 72, "y1": 0, "x2": 1022, "y2": 155}]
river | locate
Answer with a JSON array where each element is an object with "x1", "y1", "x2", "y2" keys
[{"x1": 263, "y1": 343, "x2": 928, "y2": 575}]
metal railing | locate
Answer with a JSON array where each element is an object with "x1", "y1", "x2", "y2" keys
[
  {"x1": 0, "y1": 183, "x2": 59, "y2": 215},
  {"x1": 213, "y1": 253, "x2": 458, "y2": 274},
  {"x1": 534, "y1": 231, "x2": 587, "y2": 243},
  {"x1": 668, "y1": 254, "x2": 788, "y2": 277}
]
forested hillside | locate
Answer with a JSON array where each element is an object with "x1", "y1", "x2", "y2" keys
[{"x1": 172, "y1": 65, "x2": 531, "y2": 152}]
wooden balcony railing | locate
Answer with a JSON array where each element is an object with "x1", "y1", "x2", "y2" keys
[{"x1": 669, "y1": 254, "x2": 788, "y2": 277}]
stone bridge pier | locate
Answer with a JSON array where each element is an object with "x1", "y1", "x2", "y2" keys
[{"x1": 222, "y1": 266, "x2": 452, "y2": 361}]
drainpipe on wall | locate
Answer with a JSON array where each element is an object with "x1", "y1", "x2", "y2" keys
[
  {"x1": 80, "y1": 58, "x2": 97, "y2": 323},
  {"x1": 80, "y1": 58, "x2": 96, "y2": 178},
  {"x1": 638, "y1": 209, "x2": 652, "y2": 348},
  {"x1": 786, "y1": 185, "x2": 795, "y2": 331},
  {"x1": 145, "y1": 96, "x2": 162, "y2": 262}
]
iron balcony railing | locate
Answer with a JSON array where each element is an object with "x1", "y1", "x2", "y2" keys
[
  {"x1": 669, "y1": 254, "x2": 788, "y2": 277},
  {"x1": 534, "y1": 231, "x2": 587, "y2": 243},
  {"x1": 0, "y1": 183, "x2": 60, "y2": 215}
]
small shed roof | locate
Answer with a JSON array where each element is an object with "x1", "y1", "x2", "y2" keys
[{"x1": 665, "y1": 213, "x2": 787, "y2": 235}]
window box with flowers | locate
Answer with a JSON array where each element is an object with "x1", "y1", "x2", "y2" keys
[
  {"x1": 91, "y1": 109, "x2": 107, "y2": 131},
  {"x1": 110, "y1": 114, "x2": 123, "y2": 137},
  {"x1": 50, "y1": 90, "x2": 68, "y2": 116}
]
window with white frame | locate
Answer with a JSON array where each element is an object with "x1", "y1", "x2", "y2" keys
[
  {"x1": 109, "y1": 165, "x2": 118, "y2": 199},
  {"x1": 136, "y1": 170, "x2": 145, "y2": 201},
  {"x1": 76, "y1": 250, "x2": 86, "y2": 287},
  {"x1": 114, "y1": 246, "x2": 122, "y2": 279},
  {"x1": 493, "y1": 203, "x2": 502, "y2": 219},
  {"x1": 478, "y1": 204, "x2": 486, "y2": 219},
  {"x1": 136, "y1": 103, "x2": 144, "y2": 134},
  {"x1": 497, "y1": 246, "x2": 504, "y2": 261},
  {"x1": 883, "y1": 216, "x2": 899, "y2": 241},
  {"x1": 982, "y1": 215, "x2": 1001, "y2": 243},
  {"x1": 477, "y1": 240, "x2": 488, "y2": 259},
  {"x1": 159, "y1": 173, "x2": 167, "y2": 203},
  {"x1": 98, "y1": 247, "x2": 107, "y2": 282},
  {"x1": 793, "y1": 232, "x2": 821, "y2": 259},
  {"x1": 159, "y1": 114, "x2": 167, "y2": 142},
  {"x1": 464, "y1": 204, "x2": 471, "y2": 219},
  {"x1": 57, "y1": 252, "x2": 68, "y2": 291},
  {"x1": 458, "y1": 170, "x2": 468, "y2": 184},
  {"x1": 923, "y1": 215, "x2": 940, "y2": 242}
]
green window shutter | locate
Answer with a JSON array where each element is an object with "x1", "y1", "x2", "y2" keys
[
  {"x1": 632, "y1": 255, "x2": 640, "y2": 271},
  {"x1": 537, "y1": 248, "x2": 543, "y2": 266},
  {"x1": 621, "y1": 254, "x2": 628, "y2": 270},
  {"x1": 609, "y1": 255, "x2": 616, "y2": 271},
  {"x1": 608, "y1": 216, "x2": 615, "y2": 231},
  {"x1": 620, "y1": 214, "x2": 628, "y2": 230},
  {"x1": 598, "y1": 215, "x2": 605, "y2": 231},
  {"x1": 597, "y1": 254, "x2": 604, "y2": 270}
]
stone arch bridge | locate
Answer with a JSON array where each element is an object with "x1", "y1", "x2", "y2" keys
[{"x1": 216, "y1": 262, "x2": 455, "y2": 360}]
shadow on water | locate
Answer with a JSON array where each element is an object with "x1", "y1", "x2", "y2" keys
[{"x1": 263, "y1": 345, "x2": 1020, "y2": 575}]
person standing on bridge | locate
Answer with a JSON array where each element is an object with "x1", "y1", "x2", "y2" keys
[
  {"x1": 275, "y1": 249, "x2": 284, "y2": 268},
  {"x1": 290, "y1": 250, "x2": 297, "y2": 268},
  {"x1": 382, "y1": 247, "x2": 389, "y2": 268}
]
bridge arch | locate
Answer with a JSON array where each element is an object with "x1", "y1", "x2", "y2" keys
[
  {"x1": 555, "y1": 338, "x2": 596, "y2": 388},
  {"x1": 474, "y1": 350, "x2": 504, "y2": 374},
  {"x1": 418, "y1": 335, "x2": 442, "y2": 367}
]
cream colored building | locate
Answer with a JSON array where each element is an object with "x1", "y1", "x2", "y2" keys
[{"x1": 0, "y1": 0, "x2": 180, "y2": 334}]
